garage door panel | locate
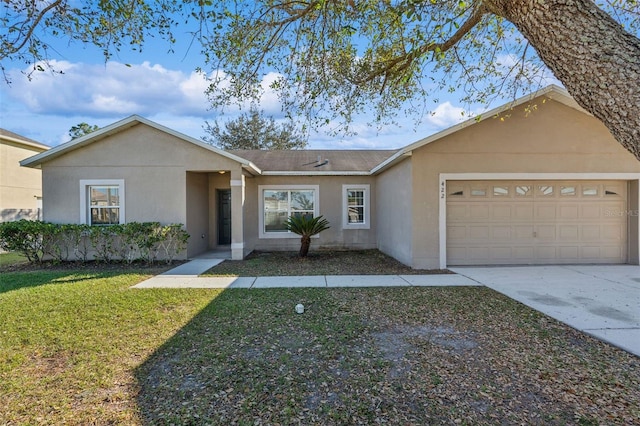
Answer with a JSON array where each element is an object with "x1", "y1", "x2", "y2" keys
[
  {"x1": 535, "y1": 246, "x2": 558, "y2": 259},
  {"x1": 581, "y1": 225, "x2": 601, "y2": 240},
  {"x1": 582, "y1": 246, "x2": 601, "y2": 258},
  {"x1": 490, "y1": 247, "x2": 512, "y2": 260},
  {"x1": 601, "y1": 246, "x2": 623, "y2": 259},
  {"x1": 447, "y1": 180, "x2": 627, "y2": 265},
  {"x1": 514, "y1": 205, "x2": 534, "y2": 220},
  {"x1": 536, "y1": 225, "x2": 556, "y2": 240},
  {"x1": 492, "y1": 205, "x2": 511, "y2": 219},
  {"x1": 559, "y1": 225, "x2": 579, "y2": 240},
  {"x1": 447, "y1": 247, "x2": 466, "y2": 264},
  {"x1": 469, "y1": 205, "x2": 490, "y2": 219},
  {"x1": 513, "y1": 247, "x2": 534, "y2": 260},
  {"x1": 559, "y1": 205, "x2": 579, "y2": 219},
  {"x1": 492, "y1": 226, "x2": 511, "y2": 239},
  {"x1": 468, "y1": 247, "x2": 489, "y2": 261},
  {"x1": 536, "y1": 205, "x2": 556, "y2": 219},
  {"x1": 601, "y1": 224, "x2": 624, "y2": 240},
  {"x1": 581, "y1": 205, "x2": 601, "y2": 218},
  {"x1": 514, "y1": 225, "x2": 534, "y2": 239},
  {"x1": 447, "y1": 205, "x2": 468, "y2": 220},
  {"x1": 559, "y1": 246, "x2": 579, "y2": 259},
  {"x1": 468, "y1": 226, "x2": 490, "y2": 239},
  {"x1": 602, "y1": 203, "x2": 626, "y2": 218},
  {"x1": 447, "y1": 226, "x2": 466, "y2": 240}
]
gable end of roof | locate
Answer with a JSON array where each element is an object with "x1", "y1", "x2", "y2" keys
[{"x1": 19, "y1": 115, "x2": 261, "y2": 174}]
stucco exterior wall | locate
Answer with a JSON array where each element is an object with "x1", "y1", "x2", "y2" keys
[
  {"x1": 245, "y1": 175, "x2": 378, "y2": 252},
  {"x1": 1, "y1": 140, "x2": 45, "y2": 221},
  {"x1": 376, "y1": 158, "x2": 413, "y2": 266},
  {"x1": 409, "y1": 97, "x2": 640, "y2": 268},
  {"x1": 40, "y1": 123, "x2": 241, "y2": 258},
  {"x1": 243, "y1": 176, "x2": 259, "y2": 252},
  {"x1": 186, "y1": 172, "x2": 210, "y2": 257}
]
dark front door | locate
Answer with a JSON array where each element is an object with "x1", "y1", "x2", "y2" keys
[{"x1": 217, "y1": 189, "x2": 232, "y2": 245}]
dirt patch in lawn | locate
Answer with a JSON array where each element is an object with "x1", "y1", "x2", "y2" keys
[{"x1": 205, "y1": 249, "x2": 450, "y2": 276}]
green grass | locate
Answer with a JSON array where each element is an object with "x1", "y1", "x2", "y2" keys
[
  {"x1": 1, "y1": 268, "x2": 639, "y2": 424},
  {"x1": 0, "y1": 268, "x2": 222, "y2": 424},
  {"x1": 0, "y1": 251, "x2": 29, "y2": 268}
]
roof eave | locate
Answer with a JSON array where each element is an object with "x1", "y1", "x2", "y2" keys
[
  {"x1": 370, "y1": 151, "x2": 412, "y2": 175},
  {"x1": 261, "y1": 170, "x2": 371, "y2": 176},
  {"x1": 1, "y1": 135, "x2": 50, "y2": 152}
]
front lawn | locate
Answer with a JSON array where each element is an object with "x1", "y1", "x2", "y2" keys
[{"x1": 1, "y1": 268, "x2": 638, "y2": 424}]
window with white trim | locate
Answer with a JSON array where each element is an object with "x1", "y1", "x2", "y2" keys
[
  {"x1": 80, "y1": 180, "x2": 125, "y2": 225},
  {"x1": 342, "y1": 184, "x2": 370, "y2": 229},
  {"x1": 259, "y1": 185, "x2": 319, "y2": 238}
]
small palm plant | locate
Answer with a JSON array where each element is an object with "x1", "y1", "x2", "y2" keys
[{"x1": 285, "y1": 214, "x2": 330, "y2": 257}]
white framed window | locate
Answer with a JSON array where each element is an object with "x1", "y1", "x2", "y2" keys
[
  {"x1": 80, "y1": 180, "x2": 125, "y2": 225},
  {"x1": 342, "y1": 184, "x2": 370, "y2": 229},
  {"x1": 259, "y1": 185, "x2": 319, "y2": 238}
]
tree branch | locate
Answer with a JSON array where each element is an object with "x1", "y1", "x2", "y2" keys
[
  {"x1": 350, "y1": 3, "x2": 488, "y2": 85},
  {"x1": 2, "y1": 0, "x2": 63, "y2": 60}
]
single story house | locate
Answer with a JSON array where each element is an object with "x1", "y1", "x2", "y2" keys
[
  {"x1": 1, "y1": 129, "x2": 49, "y2": 221},
  {"x1": 20, "y1": 85, "x2": 640, "y2": 268}
]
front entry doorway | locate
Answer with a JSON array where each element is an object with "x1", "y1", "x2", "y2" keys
[{"x1": 217, "y1": 189, "x2": 231, "y2": 245}]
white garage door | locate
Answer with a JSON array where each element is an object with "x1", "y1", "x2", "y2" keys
[{"x1": 446, "y1": 181, "x2": 628, "y2": 265}]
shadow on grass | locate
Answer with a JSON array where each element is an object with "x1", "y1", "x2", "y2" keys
[
  {"x1": 134, "y1": 287, "x2": 381, "y2": 424},
  {"x1": 0, "y1": 270, "x2": 114, "y2": 294},
  {"x1": 133, "y1": 285, "x2": 640, "y2": 425}
]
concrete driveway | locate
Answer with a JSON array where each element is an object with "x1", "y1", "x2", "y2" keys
[{"x1": 451, "y1": 265, "x2": 640, "y2": 357}]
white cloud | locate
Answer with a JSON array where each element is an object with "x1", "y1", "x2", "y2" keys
[
  {"x1": 3, "y1": 60, "x2": 229, "y2": 117},
  {"x1": 2, "y1": 60, "x2": 299, "y2": 126},
  {"x1": 426, "y1": 102, "x2": 468, "y2": 128},
  {"x1": 495, "y1": 54, "x2": 562, "y2": 88}
]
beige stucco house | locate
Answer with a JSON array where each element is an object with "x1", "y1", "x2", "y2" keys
[
  {"x1": 21, "y1": 85, "x2": 640, "y2": 268},
  {"x1": 1, "y1": 129, "x2": 49, "y2": 221}
]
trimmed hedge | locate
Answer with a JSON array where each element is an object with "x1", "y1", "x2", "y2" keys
[{"x1": 0, "y1": 220, "x2": 189, "y2": 264}]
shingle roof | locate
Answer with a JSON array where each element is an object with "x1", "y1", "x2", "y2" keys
[{"x1": 229, "y1": 149, "x2": 399, "y2": 173}]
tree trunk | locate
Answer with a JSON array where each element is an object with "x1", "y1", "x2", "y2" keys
[
  {"x1": 485, "y1": 0, "x2": 640, "y2": 160},
  {"x1": 299, "y1": 235, "x2": 311, "y2": 257}
]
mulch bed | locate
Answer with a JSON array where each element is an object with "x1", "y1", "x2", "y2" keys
[{"x1": 207, "y1": 249, "x2": 452, "y2": 276}]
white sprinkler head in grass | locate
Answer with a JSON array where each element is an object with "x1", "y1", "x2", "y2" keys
[{"x1": 295, "y1": 303, "x2": 305, "y2": 314}]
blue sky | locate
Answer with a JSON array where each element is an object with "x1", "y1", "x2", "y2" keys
[{"x1": 0, "y1": 18, "x2": 559, "y2": 149}]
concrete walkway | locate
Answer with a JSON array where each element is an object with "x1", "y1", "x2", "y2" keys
[
  {"x1": 132, "y1": 257, "x2": 480, "y2": 288},
  {"x1": 132, "y1": 259, "x2": 640, "y2": 357}
]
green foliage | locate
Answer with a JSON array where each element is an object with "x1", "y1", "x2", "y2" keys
[
  {"x1": 68, "y1": 122, "x2": 99, "y2": 139},
  {"x1": 88, "y1": 225, "x2": 119, "y2": 263},
  {"x1": 2, "y1": 1, "x2": 640, "y2": 154},
  {"x1": 285, "y1": 215, "x2": 330, "y2": 257},
  {"x1": 158, "y1": 224, "x2": 190, "y2": 263},
  {"x1": 0, "y1": 221, "x2": 189, "y2": 264},
  {"x1": 202, "y1": 106, "x2": 308, "y2": 150},
  {"x1": 0, "y1": 220, "x2": 47, "y2": 262}
]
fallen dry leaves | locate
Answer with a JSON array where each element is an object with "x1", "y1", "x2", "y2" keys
[{"x1": 135, "y1": 287, "x2": 640, "y2": 425}]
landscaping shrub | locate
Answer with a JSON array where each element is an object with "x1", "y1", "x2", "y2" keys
[
  {"x1": 0, "y1": 219, "x2": 47, "y2": 262},
  {"x1": 0, "y1": 221, "x2": 189, "y2": 264}
]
